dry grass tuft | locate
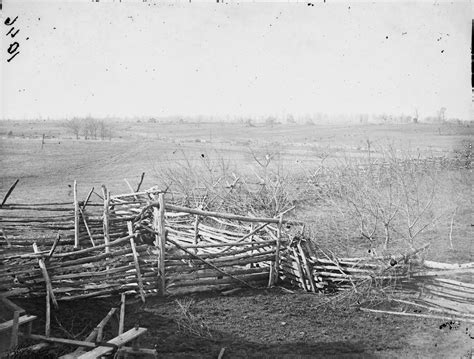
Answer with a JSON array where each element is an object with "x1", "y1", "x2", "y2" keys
[{"x1": 174, "y1": 298, "x2": 213, "y2": 339}]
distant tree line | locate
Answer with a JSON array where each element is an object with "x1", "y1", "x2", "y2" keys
[
  {"x1": 124, "y1": 109, "x2": 466, "y2": 127},
  {"x1": 245, "y1": 107, "x2": 464, "y2": 127},
  {"x1": 64, "y1": 117, "x2": 113, "y2": 140}
]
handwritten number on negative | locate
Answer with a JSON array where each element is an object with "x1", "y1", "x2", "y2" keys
[
  {"x1": 7, "y1": 42, "x2": 20, "y2": 62},
  {"x1": 8, "y1": 42, "x2": 19, "y2": 54},
  {"x1": 4, "y1": 16, "x2": 21, "y2": 62},
  {"x1": 6, "y1": 27, "x2": 20, "y2": 38},
  {"x1": 4, "y1": 16, "x2": 18, "y2": 26}
]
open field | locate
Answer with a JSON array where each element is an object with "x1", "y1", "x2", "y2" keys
[
  {"x1": 1, "y1": 119, "x2": 473, "y2": 357},
  {"x1": 1, "y1": 119, "x2": 471, "y2": 201}
]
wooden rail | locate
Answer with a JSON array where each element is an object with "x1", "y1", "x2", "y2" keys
[
  {"x1": 163, "y1": 203, "x2": 303, "y2": 224},
  {"x1": 77, "y1": 327, "x2": 147, "y2": 359}
]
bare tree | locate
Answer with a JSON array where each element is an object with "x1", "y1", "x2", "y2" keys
[
  {"x1": 413, "y1": 108, "x2": 419, "y2": 124},
  {"x1": 64, "y1": 118, "x2": 82, "y2": 139},
  {"x1": 97, "y1": 120, "x2": 113, "y2": 140},
  {"x1": 89, "y1": 119, "x2": 99, "y2": 139},
  {"x1": 82, "y1": 118, "x2": 90, "y2": 140},
  {"x1": 320, "y1": 147, "x2": 440, "y2": 252},
  {"x1": 265, "y1": 117, "x2": 277, "y2": 128},
  {"x1": 437, "y1": 107, "x2": 447, "y2": 123},
  {"x1": 82, "y1": 117, "x2": 101, "y2": 140},
  {"x1": 244, "y1": 119, "x2": 255, "y2": 127},
  {"x1": 98, "y1": 120, "x2": 107, "y2": 140}
]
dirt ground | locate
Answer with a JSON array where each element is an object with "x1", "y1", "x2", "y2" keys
[{"x1": 13, "y1": 287, "x2": 473, "y2": 359}]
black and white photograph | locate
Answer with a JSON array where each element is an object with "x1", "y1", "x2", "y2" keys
[{"x1": 0, "y1": 0, "x2": 472, "y2": 357}]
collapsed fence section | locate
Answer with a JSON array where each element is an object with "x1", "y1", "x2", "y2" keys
[
  {"x1": 281, "y1": 239, "x2": 428, "y2": 293},
  {"x1": 280, "y1": 236, "x2": 474, "y2": 319}
]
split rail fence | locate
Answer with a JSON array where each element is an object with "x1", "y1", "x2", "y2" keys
[{"x1": 0, "y1": 182, "x2": 301, "y2": 301}]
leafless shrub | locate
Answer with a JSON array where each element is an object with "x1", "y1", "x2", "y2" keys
[
  {"x1": 53, "y1": 313, "x2": 90, "y2": 340},
  {"x1": 154, "y1": 149, "x2": 306, "y2": 218},
  {"x1": 316, "y1": 276, "x2": 400, "y2": 312},
  {"x1": 155, "y1": 140, "x2": 456, "y2": 256},
  {"x1": 309, "y1": 145, "x2": 444, "y2": 253}
]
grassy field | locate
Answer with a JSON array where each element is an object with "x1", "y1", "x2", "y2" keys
[{"x1": 1, "y1": 119, "x2": 470, "y2": 199}]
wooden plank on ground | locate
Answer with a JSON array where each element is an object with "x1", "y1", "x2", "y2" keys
[
  {"x1": 77, "y1": 327, "x2": 147, "y2": 359},
  {"x1": 73, "y1": 180, "x2": 79, "y2": 248}
]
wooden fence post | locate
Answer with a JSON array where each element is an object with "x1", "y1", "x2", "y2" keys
[
  {"x1": 153, "y1": 193, "x2": 166, "y2": 295},
  {"x1": 1, "y1": 178, "x2": 19, "y2": 208},
  {"x1": 33, "y1": 243, "x2": 58, "y2": 308},
  {"x1": 102, "y1": 186, "x2": 110, "y2": 277},
  {"x1": 73, "y1": 180, "x2": 79, "y2": 248},
  {"x1": 10, "y1": 310, "x2": 19, "y2": 348},
  {"x1": 292, "y1": 247, "x2": 308, "y2": 291},
  {"x1": 193, "y1": 215, "x2": 200, "y2": 255},
  {"x1": 127, "y1": 221, "x2": 146, "y2": 303},
  {"x1": 249, "y1": 223, "x2": 255, "y2": 268},
  {"x1": 272, "y1": 215, "x2": 283, "y2": 286},
  {"x1": 102, "y1": 186, "x2": 110, "y2": 250},
  {"x1": 45, "y1": 288, "x2": 51, "y2": 337},
  {"x1": 119, "y1": 293, "x2": 126, "y2": 335},
  {"x1": 297, "y1": 241, "x2": 316, "y2": 292}
]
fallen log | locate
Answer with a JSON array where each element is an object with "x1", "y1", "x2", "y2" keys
[
  {"x1": 423, "y1": 260, "x2": 474, "y2": 269},
  {"x1": 360, "y1": 307, "x2": 474, "y2": 324},
  {"x1": 1, "y1": 179, "x2": 20, "y2": 207},
  {"x1": 168, "y1": 272, "x2": 269, "y2": 288},
  {"x1": 167, "y1": 267, "x2": 269, "y2": 281},
  {"x1": 392, "y1": 299, "x2": 474, "y2": 318}
]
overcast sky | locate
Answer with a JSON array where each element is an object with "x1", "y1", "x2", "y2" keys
[{"x1": 1, "y1": 0, "x2": 471, "y2": 120}]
